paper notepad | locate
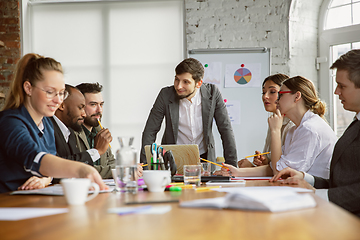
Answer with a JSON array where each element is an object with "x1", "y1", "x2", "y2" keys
[
  {"x1": 180, "y1": 186, "x2": 316, "y2": 212},
  {"x1": 0, "y1": 208, "x2": 68, "y2": 221}
]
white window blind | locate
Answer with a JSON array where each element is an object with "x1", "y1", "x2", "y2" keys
[{"x1": 26, "y1": 0, "x2": 185, "y2": 153}]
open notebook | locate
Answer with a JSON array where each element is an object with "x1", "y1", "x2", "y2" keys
[{"x1": 144, "y1": 144, "x2": 200, "y2": 175}]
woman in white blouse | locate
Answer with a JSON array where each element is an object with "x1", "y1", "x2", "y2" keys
[
  {"x1": 224, "y1": 76, "x2": 337, "y2": 178},
  {"x1": 237, "y1": 73, "x2": 294, "y2": 168}
]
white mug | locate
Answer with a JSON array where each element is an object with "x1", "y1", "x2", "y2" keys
[
  {"x1": 61, "y1": 178, "x2": 99, "y2": 205},
  {"x1": 142, "y1": 170, "x2": 171, "y2": 193}
]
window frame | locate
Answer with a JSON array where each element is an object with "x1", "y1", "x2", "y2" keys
[{"x1": 318, "y1": 0, "x2": 360, "y2": 133}]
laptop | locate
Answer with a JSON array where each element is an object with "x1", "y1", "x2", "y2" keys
[{"x1": 144, "y1": 144, "x2": 201, "y2": 175}]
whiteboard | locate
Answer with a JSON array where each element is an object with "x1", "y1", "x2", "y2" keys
[{"x1": 188, "y1": 48, "x2": 271, "y2": 160}]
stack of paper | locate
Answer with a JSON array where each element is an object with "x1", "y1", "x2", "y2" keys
[{"x1": 180, "y1": 186, "x2": 316, "y2": 212}]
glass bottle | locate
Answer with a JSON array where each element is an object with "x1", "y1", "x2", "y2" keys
[{"x1": 114, "y1": 137, "x2": 138, "y2": 193}]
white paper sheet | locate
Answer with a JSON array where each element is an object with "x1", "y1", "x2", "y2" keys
[
  {"x1": 231, "y1": 176, "x2": 273, "y2": 180},
  {"x1": 10, "y1": 184, "x2": 114, "y2": 195},
  {"x1": 213, "y1": 186, "x2": 313, "y2": 194},
  {"x1": 0, "y1": 208, "x2": 68, "y2": 221}
]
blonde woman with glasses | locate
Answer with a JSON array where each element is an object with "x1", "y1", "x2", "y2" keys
[{"x1": 0, "y1": 53, "x2": 107, "y2": 193}]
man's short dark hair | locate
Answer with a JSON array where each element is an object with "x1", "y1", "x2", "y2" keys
[
  {"x1": 330, "y1": 49, "x2": 360, "y2": 88},
  {"x1": 175, "y1": 58, "x2": 204, "y2": 83},
  {"x1": 64, "y1": 84, "x2": 78, "y2": 100},
  {"x1": 76, "y1": 82, "x2": 103, "y2": 95}
]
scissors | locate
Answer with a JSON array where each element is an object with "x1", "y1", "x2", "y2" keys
[
  {"x1": 151, "y1": 143, "x2": 165, "y2": 170},
  {"x1": 157, "y1": 146, "x2": 166, "y2": 170}
]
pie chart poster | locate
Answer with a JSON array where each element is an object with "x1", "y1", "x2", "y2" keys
[{"x1": 224, "y1": 63, "x2": 261, "y2": 88}]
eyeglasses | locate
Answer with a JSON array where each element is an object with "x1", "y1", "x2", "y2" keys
[
  {"x1": 277, "y1": 91, "x2": 292, "y2": 101},
  {"x1": 33, "y1": 86, "x2": 69, "y2": 100}
]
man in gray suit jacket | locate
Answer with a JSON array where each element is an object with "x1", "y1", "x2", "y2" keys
[
  {"x1": 270, "y1": 49, "x2": 360, "y2": 217},
  {"x1": 141, "y1": 58, "x2": 237, "y2": 166}
]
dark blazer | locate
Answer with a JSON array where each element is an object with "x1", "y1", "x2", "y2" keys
[
  {"x1": 50, "y1": 117, "x2": 93, "y2": 166},
  {"x1": 140, "y1": 83, "x2": 237, "y2": 166},
  {"x1": 314, "y1": 120, "x2": 360, "y2": 217}
]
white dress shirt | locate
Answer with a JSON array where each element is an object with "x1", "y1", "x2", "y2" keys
[
  {"x1": 52, "y1": 116, "x2": 100, "y2": 162},
  {"x1": 177, "y1": 88, "x2": 206, "y2": 155},
  {"x1": 277, "y1": 110, "x2": 337, "y2": 178},
  {"x1": 304, "y1": 112, "x2": 360, "y2": 202}
]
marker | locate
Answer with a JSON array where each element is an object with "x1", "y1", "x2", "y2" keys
[{"x1": 97, "y1": 120, "x2": 112, "y2": 148}]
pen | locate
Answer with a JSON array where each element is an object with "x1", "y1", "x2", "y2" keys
[
  {"x1": 244, "y1": 152, "x2": 270, "y2": 159},
  {"x1": 97, "y1": 120, "x2": 112, "y2": 148},
  {"x1": 200, "y1": 158, "x2": 229, "y2": 170},
  {"x1": 195, "y1": 186, "x2": 221, "y2": 192}
]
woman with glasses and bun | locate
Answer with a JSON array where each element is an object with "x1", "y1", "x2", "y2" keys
[
  {"x1": 222, "y1": 76, "x2": 337, "y2": 178},
  {"x1": 0, "y1": 53, "x2": 107, "y2": 193}
]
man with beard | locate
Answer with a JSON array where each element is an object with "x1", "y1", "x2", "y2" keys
[
  {"x1": 51, "y1": 84, "x2": 110, "y2": 166},
  {"x1": 74, "y1": 82, "x2": 115, "y2": 179},
  {"x1": 140, "y1": 58, "x2": 237, "y2": 167}
]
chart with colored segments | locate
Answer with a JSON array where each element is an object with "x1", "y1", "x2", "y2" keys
[{"x1": 234, "y1": 68, "x2": 252, "y2": 84}]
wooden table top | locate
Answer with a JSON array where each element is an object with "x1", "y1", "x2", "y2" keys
[{"x1": 0, "y1": 180, "x2": 360, "y2": 240}]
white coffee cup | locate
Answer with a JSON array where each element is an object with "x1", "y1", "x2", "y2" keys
[
  {"x1": 142, "y1": 170, "x2": 171, "y2": 193},
  {"x1": 61, "y1": 178, "x2": 100, "y2": 205}
]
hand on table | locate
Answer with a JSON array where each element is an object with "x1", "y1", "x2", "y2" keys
[
  {"x1": 270, "y1": 167, "x2": 304, "y2": 182},
  {"x1": 18, "y1": 176, "x2": 52, "y2": 190},
  {"x1": 79, "y1": 164, "x2": 108, "y2": 191},
  {"x1": 270, "y1": 167, "x2": 315, "y2": 191}
]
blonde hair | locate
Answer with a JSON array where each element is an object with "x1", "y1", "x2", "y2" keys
[
  {"x1": 283, "y1": 76, "x2": 326, "y2": 118},
  {"x1": 3, "y1": 53, "x2": 63, "y2": 111}
]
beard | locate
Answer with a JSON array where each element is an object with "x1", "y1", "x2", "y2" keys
[
  {"x1": 70, "y1": 119, "x2": 84, "y2": 132},
  {"x1": 175, "y1": 88, "x2": 196, "y2": 100},
  {"x1": 66, "y1": 111, "x2": 84, "y2": 132},
  {"x1": 84, "y1": 113, "x2": 101, "y2": 127}
]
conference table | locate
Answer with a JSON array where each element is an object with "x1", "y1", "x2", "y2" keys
[{"x1": 1, "y1": 180, "x2": 360, "y2": 240}]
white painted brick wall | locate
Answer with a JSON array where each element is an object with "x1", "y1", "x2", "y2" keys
[{"x1": 185, "y1": 0, "x2": 323, "y2": 85}]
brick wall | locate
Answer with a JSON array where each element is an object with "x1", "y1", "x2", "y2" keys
[
  {"x1": 0, "y1": 0, "x2": 21, "y2": 109},
  {"x1": 185, "y1": 0, "x2": 323, "y2": 85}
]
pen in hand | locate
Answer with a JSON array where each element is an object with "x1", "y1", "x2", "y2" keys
[
  {"x1": 97, "y1": 119, "x2": 112, "y2": 148},
  {"x1": 244, "y1": 152, "x2": 270, "y2": 159}
]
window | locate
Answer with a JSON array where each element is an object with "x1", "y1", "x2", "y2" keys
[
  {"x1": 23, "y1": 0, "x2": 185, "y2": 151},
  {"x1": 319, "y1": 0, "x2": 360, "y2": 137},
  {"x1": 325, "y1": 0, "x2": 360, "y2": 29},
  {"x1": 331, "y1": 42, "x2": 360, "y2": 137}
]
